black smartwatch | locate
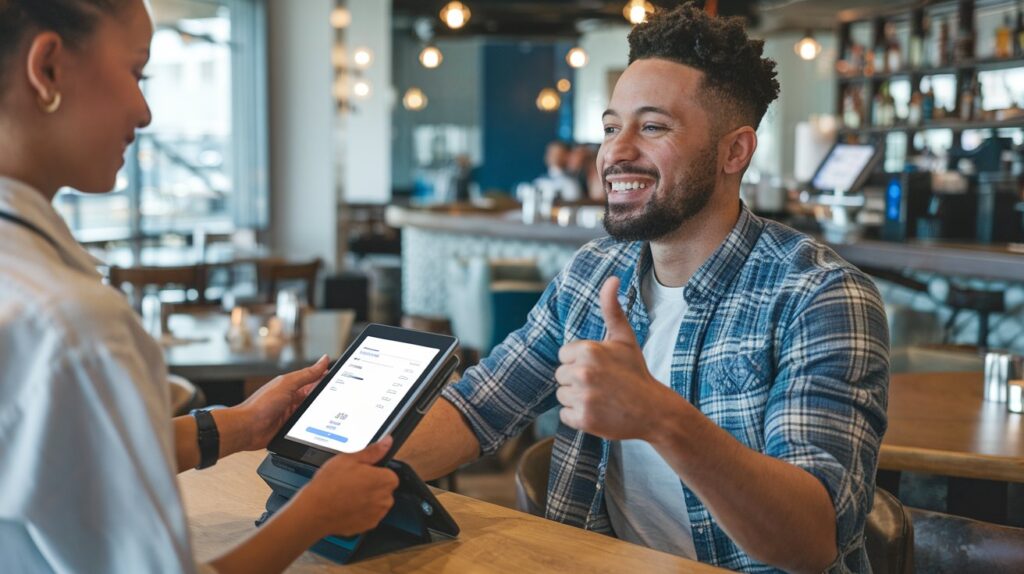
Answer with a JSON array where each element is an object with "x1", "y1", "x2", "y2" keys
[{"x1": 190, "y1": 409, "x2": 220, "y2": 470}]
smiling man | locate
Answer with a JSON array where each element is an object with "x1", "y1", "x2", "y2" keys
[{"x1": 399, "y1": 4, "x2": 889, "y2": 573}]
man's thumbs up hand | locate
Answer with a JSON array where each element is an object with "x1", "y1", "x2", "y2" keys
[
  {"x1": 555, "y1": 277, "x2": 671, "y2": 441},
  {"x1": 600, "y1": 277, "x2": 638, "y2": 345}
]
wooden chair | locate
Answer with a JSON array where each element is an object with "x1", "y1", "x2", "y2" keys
[
  {"x1": 257, "y1": 258, "x2": 322, "y2": 307},
  {"x1": 107, "y1": 264, "x2": 208, "y2": 311}
]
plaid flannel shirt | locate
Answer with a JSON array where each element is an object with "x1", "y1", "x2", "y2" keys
[{"x1": 442, "y1": 205, "x2": 889, "y2": 573}]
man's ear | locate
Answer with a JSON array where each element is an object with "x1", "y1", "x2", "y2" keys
[
  {"x1": 25, "y1": 31, "x2": 66, "y2": 104},
  {"x1": 720, "y1": 126, "x2": 758, "y2": 176}
]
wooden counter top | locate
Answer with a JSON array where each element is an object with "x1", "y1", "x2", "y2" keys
[
  {"x1": 386, "y1": 206, "x2": 1024, "y2": 281},
  {"x1": 880, "y1": 371, "x2": 1024, "y2": 483},
  {"x1": 181, "y1": 450, "x2": 726, "y2": 573}
]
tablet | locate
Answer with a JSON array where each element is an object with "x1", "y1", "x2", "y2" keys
[{"x1": 268, "y1": 324, "x2": 458, "y2": 466}]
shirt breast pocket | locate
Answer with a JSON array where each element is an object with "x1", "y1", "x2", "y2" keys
[{"x1": 710, "y1": 344, "x2": 773, "y2": 394}]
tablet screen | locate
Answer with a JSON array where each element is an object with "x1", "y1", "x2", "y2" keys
[{"x1": 284, "y1": 336, "x2": 440, "y2": 454}]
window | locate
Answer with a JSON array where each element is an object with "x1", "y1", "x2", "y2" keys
[{"x1": 54, "y1": 0, "x2": 268, "y2": 243}]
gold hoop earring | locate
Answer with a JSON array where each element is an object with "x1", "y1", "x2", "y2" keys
[{"x1": 40, "y1": 92, "x2": 62, "y2": 114}]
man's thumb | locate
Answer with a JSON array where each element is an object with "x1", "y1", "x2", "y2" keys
[{"x1": 600, "y1": 277, "x2": 636, "y2": 344}]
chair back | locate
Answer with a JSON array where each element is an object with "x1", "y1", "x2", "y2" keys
[
  {"x1": 910, "y1": 506, "x2": 1024, "y2": 573},
  {"x1": 257, "y1": 258, "x2": 322, "y2": 307},
  {"x1": 108, "y1": 265, "x2": 207, "y2": 310},
  {"x1": 865, "y1": 488, "x2": 914, "y2": 574},
  {"x1": 514, "y1": 437, "x2": 554, "y2": 518}
]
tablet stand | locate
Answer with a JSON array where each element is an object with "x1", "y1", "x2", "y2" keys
[{"x1": 255, "y1": 453, "x2": 459, "y2": 564}]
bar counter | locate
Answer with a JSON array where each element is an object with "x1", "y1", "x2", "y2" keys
[{"x1": 386, "y1": 205, "x2": 1024, "y2": 299}]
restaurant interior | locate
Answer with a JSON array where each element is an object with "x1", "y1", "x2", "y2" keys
[{"x1": 36, "y1": 0, "x2": 1024, "y2": 571}]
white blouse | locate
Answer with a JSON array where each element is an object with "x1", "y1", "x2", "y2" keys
[{"x1": 0, "y1": 176, "x2": 204, "y2": 573}]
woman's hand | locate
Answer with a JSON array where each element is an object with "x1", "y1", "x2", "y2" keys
[
  {"x1": 296, "y1": 438, "x2": 400, "y2": 537},
  {"x1": 217, "y1": 356, "x2": 331, "y2": 455}
]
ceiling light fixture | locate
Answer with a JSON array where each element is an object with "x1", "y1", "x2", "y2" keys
[
  {"x1": 556, "y1": 78, "x2": 572, "y2": 93},
  {"x1": 353, "y1": 47, "x2": 373, "y2": 70},
  {"x1": 403, "y1": 87, "x2": 428, "y2": 111},
  {"x1": 353, "y1": 79, "x2": 372, "y2": 99},
  {"x1": 440, "y1": 1, "x2": 471, "y2": 30},
  {"x1": 794, "y1": 30, "x2": 822, "y2": 61},
  {"x1": 536, "y1": 88, "x2": 561, "y2": 112},
  {"x1": 419, "y1": 45, "x2": 443, "y2": 68},
  {"x1": 623, "y1": 0, "x2": 654, "y2": 25},
  {"x1": 330, "y1": 7, "x2": 351, "y2": 29},
  {"x1": 566, "y1": 47, "x2": 588, "y2": 68}
]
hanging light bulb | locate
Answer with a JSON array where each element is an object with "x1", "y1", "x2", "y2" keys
[
  {"x1": 353, "y1": 79, "x2": 372, "y2": 99},
  {"x1": 566, "y1": 47, "x2": 588, "y2": 68},
  {"x1": 794, "y1": 30, "x2": 822, "y2": 61},
  {"x1": 440, "y1": 1, "x2": 471, "y2": 30},
  {"x1": 330, "y1": 7, "x2": 351, "y2": 29},
  {"x1": 536, "y1": 88, "x2": 561, "y2": 112},
  {"x1": 353, "y1": 47, "x2": 373, "y2": 70},
  {"x1": 419, "y1": 45, "x2": 443, "y2": 68},
  {"x1": 622, "y1": 0, "x2": 654, "y2": 25},
  {"x1": 403, "y1": 87, "x2": 428, "y2": 111},
  {"x1": 556, "y1": 78, "x2": 572, "y2": 93}
]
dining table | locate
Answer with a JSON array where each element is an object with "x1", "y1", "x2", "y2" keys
[
  {"x1": 164, "y1": 308, "x2": 355, "y2": 403},
  {"x1": 878, "y1": 371, "x2": 1024, "y2": 522},
  {"x1": 180, "y1": 450, "x2": 726, "y2": 573}
]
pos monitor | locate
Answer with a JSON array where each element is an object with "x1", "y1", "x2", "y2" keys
[{"x1": 810, "y1": 142, "x2": 880, "y2": 193}]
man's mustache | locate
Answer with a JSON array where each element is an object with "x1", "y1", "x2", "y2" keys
[{"x1": 603, "y1": 164, "x2": 659, "y2": 180}]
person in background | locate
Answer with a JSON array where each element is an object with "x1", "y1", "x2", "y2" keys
[
  {"x1": 399, "y1": 4, "x2": 888, "y2": 573},
  {"x1": 534, "y1": 140, "x2": 582, "y2": 202},
  {"x1": 0, "y1": 1, "x2": 397, "y2": 572},
  {"x1": 566, "y1": 143, "x2": 605, "y2": 202}
]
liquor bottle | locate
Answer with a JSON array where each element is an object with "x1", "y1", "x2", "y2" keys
[
  {"x1": 938, "y1": 17, "x2": 951, "y2": 66},
  {"x1": 972, "y1": 78, "x2": 984, "y2": 120},
  {"x1": 956, "y1": 12, "x2": 975, "y2": 62},
  {"x1": 910, "y1": 16, "x2": 926, "y2": 68},
  {"x1": 921, "y1": 78, "x2": 935, "y2": 122},
  {"x1": 996, "y1": 15, "x2": 1012, "y2": 58},
  {"x1": 908, "y1": 87, "x2": 923, "y2": 126},
  {"x1": 873, "y1": 85, "x2": 885, "y2": 126},
  {"x1": 1015, "y1": 4, "x2": 1024, "y2": 58},
  {"x1": 874, "y1": 33, "x2": 887, "y2": 74},
  {"x1": 886, "y1": 22, "x2": 903, "y2": 72},
  {"x1": 885, "y1": 83, "x2": 899, "y2": 125},
  {"x1": 843, "y1": 87, "x2": 862, "y2": 129},
  {"x1": 959, "y1": 76, "x2": 974, "y2": 121}
]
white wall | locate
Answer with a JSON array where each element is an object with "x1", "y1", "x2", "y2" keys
[
  {"x1": 572, "y1": 24, "x2": 837, "y2": 183},
  {"x1": 755, "y1": 31, "x2": 837, "y2": 182},
  {"x1": 267, "y1": 0, "x2": 338, "y2": 268},
  {"x1": 343, "y1": 0, "x2": 392, "y2": 204},
  {"x1": 573, "y1": 24, "x2": 631, "y2": 144}
]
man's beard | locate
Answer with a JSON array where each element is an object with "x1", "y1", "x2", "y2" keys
[{"x1": 602, "y1": 146, "x2": 717, "y2": 242}]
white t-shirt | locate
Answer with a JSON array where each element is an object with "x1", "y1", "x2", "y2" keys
[
  {"x1": 605, "y1": 268, "x2": 697, "y2": 559},
  {"x1": 0, "y1": 177, "x2": 206, "y2": 573}
]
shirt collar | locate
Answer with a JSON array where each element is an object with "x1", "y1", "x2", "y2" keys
[
  {"x1": 0, "y1": 176, "x2": 105, "y2": 278},
  {"x1": 621, "y1": 204, "x2": 765, "y2": 309}
]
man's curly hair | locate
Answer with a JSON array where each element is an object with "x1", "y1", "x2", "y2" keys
[{"x1": 628, "y1": 2, "x2": 780, "y2": 131}]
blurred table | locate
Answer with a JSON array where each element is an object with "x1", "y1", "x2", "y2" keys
[
  {"x1": 164, "y1": 309, "x2": 355, "y2": 384},
  {"x1": 180, "y1": 450, "x2": 725, "y2": 573},
  {"x1": 99, "y1": 243, "x2": 274, "y2": 268},
  {"x1": 879, "y1": 371, "x2": 1023, "y2": 522}
]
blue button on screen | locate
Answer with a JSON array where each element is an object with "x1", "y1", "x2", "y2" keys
[{"x1": 306, "y1": 427, "x2": 349, "y2": 443}]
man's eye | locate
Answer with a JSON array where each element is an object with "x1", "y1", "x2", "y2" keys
[
  {"x1": 603, "y1": 126, "x2": 619, "y2": 135},
  {"x1": 642, "y1": 125, "x2": 666, "y2": 132}
]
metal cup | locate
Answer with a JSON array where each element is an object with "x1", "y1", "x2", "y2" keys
[{"x1": 983, "y1": 352, "x2": 1023, "y2": 403}]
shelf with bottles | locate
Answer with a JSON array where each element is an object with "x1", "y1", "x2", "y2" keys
[
  {"x1": 836, "y1": 56, "x2": 1024, "y2": 83},
  {"x1": 838, "y1": 0, "x2": 1024, "y2": 74},
  {"x1": 838, "y1": 116, "x2": 1024, "y2": 136}
]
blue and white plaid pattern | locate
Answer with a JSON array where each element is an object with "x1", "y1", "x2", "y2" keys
[{"x1": 442, "y1": 206, "x2": 889, "y2": 573}]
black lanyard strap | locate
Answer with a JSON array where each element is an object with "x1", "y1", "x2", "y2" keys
[{"x1": 0, "y1": 210, "x2": 62, "y2": 253}]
